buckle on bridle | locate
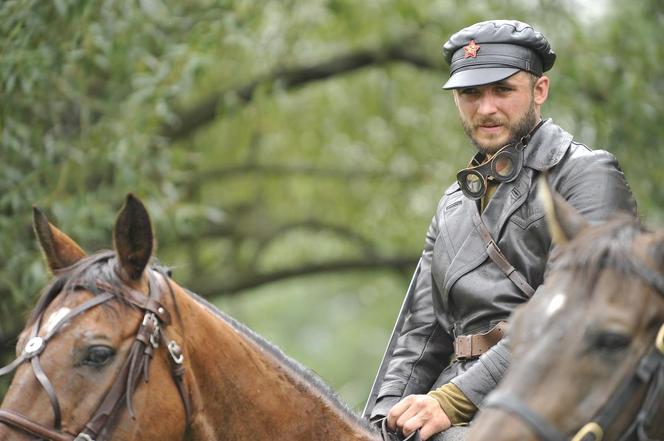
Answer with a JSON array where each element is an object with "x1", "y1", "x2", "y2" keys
[
  {"x1": 168, "y1": 341, "x2": 184, "y2": 365},
  {"x1": 74, "y1": 433, "x2": 95, "y2": 441},
  {"x1": 142, "y1": 312, "x2": 161, "y2": 348},
  {"x1": 656, "y1": 323, "x2": 664, "y2": 355},
  {"x1": 571, "y1": 422, "x2": 603, "y2": 441}
]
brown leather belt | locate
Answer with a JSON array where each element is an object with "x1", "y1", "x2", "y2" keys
[{"x1": 454, "y1": 321, "x2": 508, "y2": 361}]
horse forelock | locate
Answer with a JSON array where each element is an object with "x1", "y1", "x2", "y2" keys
[
  {"x1": 550, "y1": 215, "x2": 659, "y2": 299},
  {"x1": 27, "y1": 251, "x2": 172, "y2": 328}
]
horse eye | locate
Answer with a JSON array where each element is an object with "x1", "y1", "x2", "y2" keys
[
  {"x1": 593, "y1": 331, "x2": 631, "y2": 352},
  {"x1": 83, "y1": 346, "x2": 115, "y2": 367}
]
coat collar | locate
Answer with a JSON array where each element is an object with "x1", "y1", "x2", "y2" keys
[
  {"x1": 445, "y1": 118, "x2": 572, "y2": 196},
  {"x1": 523, "y1": 118, "x2": 573, "y2": 171}
]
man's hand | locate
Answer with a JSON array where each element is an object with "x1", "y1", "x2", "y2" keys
[{"x1": 386, "y1": 394, "x2": 451, "y2": 440}]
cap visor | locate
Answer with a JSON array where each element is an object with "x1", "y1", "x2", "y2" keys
[{"x1": 442, "y1": 67, "x2": 520, "y2": 90}]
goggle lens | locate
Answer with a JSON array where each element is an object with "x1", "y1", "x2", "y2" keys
[
  {"x1": 493, "y1": 154, "x2": 515, "y2": 179},
  {"x1": 465, "y1": 173, "x2": 483, "y2": 193},
  {"x1": 460, "y1": 170, "x2": 486, "y2": 200}
]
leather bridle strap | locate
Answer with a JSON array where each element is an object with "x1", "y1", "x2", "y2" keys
[
  {"x1": 0, "y1": 409, "x2": 73, "y2": 441},
  {"x1": 587, "y1": 347, "x2": 662, "y2": 440},
  {"x1": 0, "y1": 291, "x2": 116, "y2": 433},
  {"x1": 42, "y1": 291, "x2": 117, "y2": 341},
  {"x1": 77, "y1": 275, "x2": 191, "y2": 441},
  {"x1": 0, "y1": 292, "x2": 112, "y2": 440},
  {"x1": 0, "y1": 291, "x2": 116, "y2": 378},
  {"x1": 0, "y1": 355, "x2": 27, "y2": 377},
  {"x1": 483, "y1": 328, "x2": 664, "y2": 441},
  {"x1": 80, "y1": 319, "x2": 158, "y2": 441},
  {"x1": 483, "y1": 391, "x2": 567, "y2": 441},
  {"x1": 31, "y1": 355, "x2": 62, "y2": 429}
]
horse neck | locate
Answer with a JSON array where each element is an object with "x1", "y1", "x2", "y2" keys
[{"x1": 174, "y1": 288, "x2": 378, "y2": 441}]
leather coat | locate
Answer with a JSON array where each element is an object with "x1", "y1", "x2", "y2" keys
[{"x1": 370, "y1": 119, "x2": 637, "y2": 419}]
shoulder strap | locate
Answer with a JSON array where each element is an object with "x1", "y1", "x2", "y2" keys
[{"x1": 472, "y1": 211, "x2": 535, "y2": 297}]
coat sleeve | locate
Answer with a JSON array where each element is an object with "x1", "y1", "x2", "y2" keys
[
  {"x1": 370, "y1": 203, "x2": 455, "y2": 419},
  {"x1": 450, "y1": 148, "x2": 637, "y2": 409}
]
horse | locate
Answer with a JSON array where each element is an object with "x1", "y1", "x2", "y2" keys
[
  {"x1": 0, "y1": 194, "x2": 382, "y2": 441},
  {"x1": 467, "y1": 180, "x2": 664, "y2": 441}
]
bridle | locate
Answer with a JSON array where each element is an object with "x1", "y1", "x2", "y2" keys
[
  {"x1": 0, "y1": 265, "x2": 191, "y2": 441},
  {"x1": 484, "y1": 261, "x2": 664, "y2": 441}
]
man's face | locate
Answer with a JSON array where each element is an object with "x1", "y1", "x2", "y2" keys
[{"x1": 453, "y1": 71, "x2": 549, "y2": 155}]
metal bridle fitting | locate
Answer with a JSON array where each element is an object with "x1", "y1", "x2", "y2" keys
[
  {"x1": 570, "y1": 422, "x2": 603, "y2": 441},
  {"x1": 656, "y1": 323, "x2": 664, "y2": 355},
  {"x1": 168, "y1": 341, "x2": 184, "y2": 364},
  {"x1": 24, "y1": 336, "x2": 45, "y2": 357}
]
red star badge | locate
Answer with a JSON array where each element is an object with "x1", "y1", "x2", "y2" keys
[{"x1": 463, "y1": 40, "x2": 481, "y2": 58}]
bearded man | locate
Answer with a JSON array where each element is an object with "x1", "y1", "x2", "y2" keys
[{"x1": 365, "y1": 20, "x2": 637, "y2": 441}]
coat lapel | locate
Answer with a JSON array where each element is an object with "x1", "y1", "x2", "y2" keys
[
  {"x1": 441, "y1": 193, "x2": 487, "y2": 307},
  {"x1": 440, "y1": 161, "x2": 534, "y2": 305}
]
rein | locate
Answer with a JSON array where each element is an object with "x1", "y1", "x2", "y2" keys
[
  {"x1": 0, "y1": 269, "x2": 191, "y2": 441},
  {"x1": 483, "y1": 259, "x2": 664, "y2": 441}
]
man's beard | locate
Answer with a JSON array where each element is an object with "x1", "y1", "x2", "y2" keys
[{"x1": 462, "y1": 98, "x2": 538, "y2": 155}]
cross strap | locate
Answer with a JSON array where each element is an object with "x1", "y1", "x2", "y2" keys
[{"x1": 472, "y1": 211, "x2": 535, "y2": 297}]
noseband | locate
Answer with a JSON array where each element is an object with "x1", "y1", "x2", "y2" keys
[
  {"x1": 484, "y1": 262, "x2": 664, "y2": 441},
  {"x1": 0, "y1": 268, "x2": 191, "y2": 441}
]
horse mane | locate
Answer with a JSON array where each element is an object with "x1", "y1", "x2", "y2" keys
[
  {"x1": 549, "y1": 213, "x2": 653, "y2": 295},
  {"x1": 185, "y1": 289, "x2": 375, "y2": 432}
]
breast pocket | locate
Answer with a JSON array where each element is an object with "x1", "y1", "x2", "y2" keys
[{"x1": 510, "y1": 204, "x2": 545, "y2": 230}]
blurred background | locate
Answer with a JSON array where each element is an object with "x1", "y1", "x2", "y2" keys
[{"x1": 1, "y1": 0, "x2": 662, "y2": 410}]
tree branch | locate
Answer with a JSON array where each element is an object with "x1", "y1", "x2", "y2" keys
[
  {"x1": 189, "y1": 254, "x2": 419, "y2": 297},
  {"x1": 183, "y1": 163, "x2": 420, "y2": 186},
  {"x1": 161, "y1": 39, "x2": 438, "y2": 141},
  {"x1": 248, "y1": 220, "x2": 378, "y2": 268}
]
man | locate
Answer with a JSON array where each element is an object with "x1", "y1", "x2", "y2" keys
[{"x1": 366, "y1": 20, "x2": 636, "y2": 440}]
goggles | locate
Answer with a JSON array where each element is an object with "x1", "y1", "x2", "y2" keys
[
  {"x1": 456, "y1": 120, "x2": 544, "y2": 200},
  {"x1": 456, "y1": 142, "x2": 524, "y2": 200}
]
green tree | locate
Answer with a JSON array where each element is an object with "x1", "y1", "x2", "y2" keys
[{"x1": 2, "y1": 0, "x2": 662, "y2": 408}]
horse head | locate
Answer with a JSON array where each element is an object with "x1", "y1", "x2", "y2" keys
[
  {"x1": 0, "y1": 195, "x2": 189, "y2": 441},
  {"x1": 0, "y1": 195, "x2": 379, "y2": 441},
  {"x1": 468, "y1": 178, "x2": 664, "y2": 441}
]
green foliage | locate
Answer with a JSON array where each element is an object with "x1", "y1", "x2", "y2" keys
[{"x1": 1, "y1": 0, "x2": 663, "y2": 405}]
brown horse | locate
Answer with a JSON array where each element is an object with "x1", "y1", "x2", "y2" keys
[
  {"x1": 0, "y1": 195, "x2": 380, "y2": 441},
  {"x1": 468, "y1": 181, "x2": 664, "y2": 441}
]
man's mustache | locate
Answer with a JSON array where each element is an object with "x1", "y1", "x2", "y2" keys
[{"x1": 473, "y1": 118, "x2": 507, "y2": 127}]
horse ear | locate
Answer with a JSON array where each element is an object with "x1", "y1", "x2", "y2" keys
[
  {"x1": 33, "y1": 206, "x2": 87, "y2": 272},
  {"x1": 113, "y1": 194, "x2": 154, "y2": 281},
  {"x1": 538, "y1": 175, "x2": 589, "y2": 245}
]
